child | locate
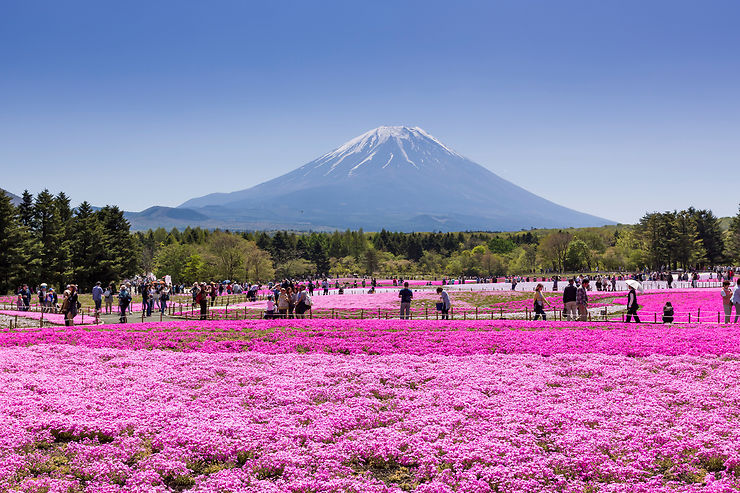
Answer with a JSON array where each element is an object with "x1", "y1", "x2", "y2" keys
[
  {"x1": 662, "y1": 302, "x2": 674, "y2": 324},
  {"x1": 264, "y1": 295, "x2": 275, "y2": 319}
]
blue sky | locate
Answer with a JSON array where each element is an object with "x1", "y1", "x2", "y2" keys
[{"x1": 1, "y1": 0, "x2": 739, "y2": 223}]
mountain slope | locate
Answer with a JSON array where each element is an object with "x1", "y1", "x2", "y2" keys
[
  {"x1": 179, "y1": 126, "x2": 612, "y2": 231},
  {"x1": 1, "y1": 188, "x2": 23, "y2": 206}
]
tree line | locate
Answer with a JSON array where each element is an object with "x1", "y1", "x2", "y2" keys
[
  {"x1": 1, "y1": 189, "x2": 738, "y2": 294},
  {"x1": 0, "y1": 190, "x2": 137, "y2": 294}
]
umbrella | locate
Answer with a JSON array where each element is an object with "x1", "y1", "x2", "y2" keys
[
  {"x1": 625, "y1": 279, "x2": 643, "y2": 292},
  {"x1": 40, "y1": 283, "x2": 48, "y2": 287},
  {"x1": 222, "y1": 280, "x2": 231, "y2": 284}
]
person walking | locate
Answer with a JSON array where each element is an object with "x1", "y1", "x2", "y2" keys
[
  {"x1": 46, "y1": 288, "x2": 57, "y2": 313},
  {"x1": 92, "y1": 281, "x2": 104, "y2": 315},
  {"x1": 160, "y1": 286, "x2": 169, "y2": 314},
  {"x1": 436, "y1": 287, "x2": 451, "y2": 320},
  {"x1": 721, "y1": 281, "x2": 733, "y2": 323},
  {"x1": 19, "y1": 284, "x2": 31, "y2": 311},
  {"x1": 533, "y1": 283, "x2": 551, "y2": 320},
  {"x1": 118, "y1": 285, "x2": 132, "y2": 323},
  {"x1": 562, "y1": 279, "x2": 577, "y2": 321},
  {"x1": 732, "y1": 279, "x2": 740, "y2": 323},
  {"x1": 576, "y1": 279, "x2": 589, "y2": 321},
  {"x1": 399, "y1": 282, "x2": 413, "y2": 320},
  {"x1": 152, "y1": 286, "x2": 161, "y2": 313},
  {"x1": 141, "y1": 284, "x2": 150, "y2": 317},
  {"x1": 210, "y1": 282, "x2": 218, "y2": 307},
  {"x1": 104, "y1": 284, "x2": 114, "y2": 314},
  {"x1": 625, "y1": 284, "x2": 641, "y2": 323}
]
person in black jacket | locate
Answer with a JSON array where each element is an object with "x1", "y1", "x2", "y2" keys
[
  {"x1": 625, "y1": 285, "x2": 641, "y2": 323},
  {"x1": 562, "y1": 279, "x2": 577, "y2": 321},
  {"x1": 662, "y1": 302, "x2": 674, "y2": 323}
]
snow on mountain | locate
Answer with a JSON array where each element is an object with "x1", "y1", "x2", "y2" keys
[
  {"x1": 307, "y1": 126, "x2": 462, "y2": 176},
  {"x1": 178, "y1": 126, "x2": 613, "y2": 231}
]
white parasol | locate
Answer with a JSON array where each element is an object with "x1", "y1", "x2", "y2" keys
[{"x1": 625, "y1": 279, "x2": 644, "y2": 292}]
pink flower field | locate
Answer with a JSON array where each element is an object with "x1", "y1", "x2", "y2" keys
[
  {"x1": 2, "y1": 318, "x2": 740, "y2": 492},
  {"x1": 611, "y1": 289, "x2": 730, "y2": 322}
]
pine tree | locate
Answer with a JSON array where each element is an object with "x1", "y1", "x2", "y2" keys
[
  {"x1": 69, "y1": 202, "x2": 106, "y2": 290},
  {"x1": 34, "y1": 190, "x2": 66, "y2": 288},
  {"x1": 18, "y1": 190, "x2": 35, "y2": 229},
  {"x1": 97, "y1": 206, "x2": 139, "y2": 282},
  {"x1": 726, "y1": 205, "x2": 740, "y2": 263},
  {"x1": 687, "y1": 207, "x2": 724, "y2": 267},
  {"x1": 0, "y1": 192, "x2": 25, "y2": 293}
]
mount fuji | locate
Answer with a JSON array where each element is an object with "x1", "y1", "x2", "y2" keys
[{"x1": 175, "y1": 126, "x2": 612, "y2": 231}]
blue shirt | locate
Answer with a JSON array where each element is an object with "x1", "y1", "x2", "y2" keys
[
  {"x1": 399, "y1": 288, "x2": 413, "y2": 303},
  {"x1": 92, "y1": 285, "x2": 104, "y2": 301}
]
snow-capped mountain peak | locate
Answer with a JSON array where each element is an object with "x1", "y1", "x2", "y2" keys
[
  {"x1": 177, "y1": 126, "x2": 613, "y2": 232},
  {"x1": 305, "y1": 126, "x2": 464, "y2": 177}
]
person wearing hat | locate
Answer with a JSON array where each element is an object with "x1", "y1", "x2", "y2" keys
[
  {"x1": 576, "y1": 279, "x2": 589, "y2": 321},
  {"x1": 92, "y1": 281, "x2": 104, "y2": 315},
  {"x1": 625, "y1": 284, "x2": 641, "y2": 323},
  {"x1": 62, "y1": 285, "x2": 79, "y2": 326},
  {"x1": 118, "y1": 285, "x2": 132, "y2": 323},
  {"x1": 38, "y1": 285, "x2": 47, "y2": 312},
  {"x1": 45, "y1": 288, "x2": 57, "y2": 313}
]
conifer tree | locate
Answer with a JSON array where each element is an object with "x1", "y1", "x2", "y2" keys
[{"x1": 0, "y1": 192, "x2": 25, "y2": 293}]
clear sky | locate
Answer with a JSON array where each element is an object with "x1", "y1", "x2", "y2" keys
[{"x1": 1, "y1": 0, "x2": 739, "y2": 223}]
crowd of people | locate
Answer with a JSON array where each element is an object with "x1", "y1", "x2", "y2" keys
[{"x1": 7, "y1": 266, "x2": 740, "y2": 326}]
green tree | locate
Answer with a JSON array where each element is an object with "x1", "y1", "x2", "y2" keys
[
  {"x1": 564, "y1": 238, "x2": 592, "y2": 272},
  {"x1": 243, "y1": 241, "x2": 275, "y2": 282},
  {"x1": 18, "y1": 190, "x2": 35, "y2": 229},
  {"x1": 363, "y1": 246, "x2": 381, "y2": 274},
  {"x1": 182, "y1": 253, "x2": 206, "y2": 284},
  {"x1": 154, "y1": 243, "x2": 193, "y2": 283},
  {"x1": 207, "y1": 232, "x2": 247, "y2": 280},
  {"x1": 0, "y1": 192, "x2": 26, "y2": 293},
  {"x1": 98, "y1": 206, "x2": 138, "y2": 282},
  {"x1": 33, "y1": 190, "x2": 66, "y2": 287},
  {"x1": 68, "y1": 201, "x2": 106, "y2": 290},
  {"x1": 488, "y1": 236, "x2": 516, "y2": 254},
  {"x1": 687, "y1": 207, "x2": 724, "y2": 267},
  {"x1": 725, "y1": 205, "x2": 740, "y2": 263},
  {"x1": 276, "y1": 259, "x2": 315, "y2": 279},
  {"x1": 538, "y1": 231, "x2": 572, "y2": 272}
]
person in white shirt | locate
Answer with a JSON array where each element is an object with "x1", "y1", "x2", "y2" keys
[
  {"x1": 732, "y1": 279, "x2": 740, "y2": 324},
  {"x1": 721, "y1": 281, "x2": 733, "y2": 324}
]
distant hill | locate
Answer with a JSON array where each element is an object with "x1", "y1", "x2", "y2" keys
[
  {"x1": 123, "y1": 206, "x2": 212, "y2": 230},
  {"x1": 178, "y1": 126, "x2": 614, "y2": 232},
  {"x1": 0, "y1": 188, "x2": 22, "y2": 206}
]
